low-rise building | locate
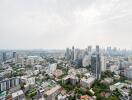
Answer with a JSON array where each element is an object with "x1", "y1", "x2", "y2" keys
[
  {"x1": 80, "y1": 76, "x2": 95, "y2": 88},
  {"x1": 113, "y1": 75, "x2": 120, "y2": 80},
  {"x1": 47, "y1": 63, "x2": 57, "y2": 75},
  {"x1": 57, "y1": 94, "x2": 67, "y2": 100},
  {"x1": 21, "y1": 76, "x2": 35, "y2": 85},
  {"x1": 102, "y1": 78, "x2": 113, "y2": 84},
  {"x1": 80, "y1": 95, "x2": 94, "y2": 100},
  {"x1": 110, "y1": 82, "x2": 127, "y2": 91},
  {"x1": 80, "y1": 73, "x2": 96, "y2": 88},
  {"x1": 124, "y1": 67, "x2": 132, "y2": 79},
  {"x1": 12, "y1": 90, "x2": 25, "y2": 100},
  {"x1": 53, "y1": 69, "x2": 63, "y2": 78},
  {"x1": 33, "y1": 65, "x2": 43, "y2": 70},
  {"x1": 0, "y1": 91, "x2": 6, "y2": 100},
  {"x1": 62, "y1": 75, "x2": 78, "y2": 85},
  {"x1": 44, "y1": 85, "x2": 61, "y2": 100}
]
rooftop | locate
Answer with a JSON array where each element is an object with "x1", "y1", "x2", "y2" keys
[
  {"x1": 12, "y1": 90, "x2": 24, "y2": 98},
  {"x1": 45, "y1": 85, "x2": 61, "y2": 96},
  {"x1": 81, "y1": 76, "x2": 95, "y2": 83}
]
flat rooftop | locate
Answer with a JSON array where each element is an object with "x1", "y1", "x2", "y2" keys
[{"x1": 45, "y1": 85, "x2": 61, "y2": 96}]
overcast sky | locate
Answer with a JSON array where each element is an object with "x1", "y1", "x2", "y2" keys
[{"x1": 0, "y1": 0, "x2": 132, "y2": 50}]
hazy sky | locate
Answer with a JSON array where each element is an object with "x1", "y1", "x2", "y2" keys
[{"x1": 0, "y1": 0, "x2": 132, "y2": 49}]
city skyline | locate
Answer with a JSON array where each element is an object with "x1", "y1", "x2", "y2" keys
[{"x1": 0, "y1": 0, "x2": 132, "y2": 49}]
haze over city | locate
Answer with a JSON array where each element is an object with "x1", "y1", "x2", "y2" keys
[
  {"x1": 0, "y1": 0, "x2": 132, "y2": 49},
  {"x1": 1, "y1": 1, "x2": 132, "y2": 100}
]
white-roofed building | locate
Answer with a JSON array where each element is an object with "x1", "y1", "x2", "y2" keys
[
  {"x1": 12, "y1": 90, "x2": 25, "y2": 100},
  {"x1": 21, "y1": 76, "x2": 35, "y2": 85},
  {"x1": 110, "y1": 82, "x2": 127, "y2": 91},
  {"x1": 44, "y1": 85, "x2": 61, "y2": 100},
  {"x1": 62, "y1": 75, "x2": 78, "y2": 85},
  {"x1": 47, "y1": 63, "x2": 57, "y2": 74},
  {"x1": 80, "y1": 76, "x2": 96, "y2": 88},
  {"x1": 82, "y1": 55, "x2": 91, "y2": 67},
  {"x1": 34, "y1": 65, "x2": 43, "y2": 70}
]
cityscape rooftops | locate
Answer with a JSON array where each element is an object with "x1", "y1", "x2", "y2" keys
[
  {"x1": 110, "y1": 82, "x2": 127, "y2": 91},
  {"x1": 44, "y1": 85, "x2": 61, "y2": 96},
  {"x1": 81, "y1": 76, "x2": 95, "y2": 83},
  {"x1": 12, "y1": 90, "x2": 24, "y2": 98}
]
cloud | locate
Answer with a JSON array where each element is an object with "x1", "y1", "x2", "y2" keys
[{"x1": 0, "y1": 0, "x2": 132, "y2": 49}]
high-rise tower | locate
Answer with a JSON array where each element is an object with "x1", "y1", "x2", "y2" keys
[{"x1": 91, "y1": 45, "x2": 101, "y2": 80}]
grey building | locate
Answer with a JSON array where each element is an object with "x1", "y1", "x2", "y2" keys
[
  {"x1": 13, "y1": 52, "x2": 16, "y2": 58},
  {"x1": 65, "y1": 48, "x2": 71, "y2": 60},
  {"x1": 0, "y1": 77, "x2": 20, "y2": 92},
  {"x1": 2, "y1": 52, "x2": 7, "y2": 62},
  {"x1": 91, "y1": 46, "x2": 101, "y2": 80},
  {"x1": 71, "y1": 46, "x2": 75, "y2": 60}
]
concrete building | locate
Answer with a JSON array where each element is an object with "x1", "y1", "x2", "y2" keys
[
  {"x1": 21, "y1": 76, "x2": 35, "y2": 85},
  {"x1": 26, "y1": 58, "x2": 35, "y2": 65},
  {"x1": 96, "y1": 45, "x2": 99, "y2": 53},
  {"x1": 62, "y1": 75, "x2": 78, "y2": 85},
  {"x1": 91, "y1": 46, "x2": 101, "y2": 80},
  {"x1": 74, "y1": 49, "x2": 82, "y2": 60},
  {"x1": 110, "y1": 82, "x2": 127, "y2": 91},
  {"x1": 53, "y1": 69, "x2": 63, "y2": 78},
  {"x1": 12, "y1": 90, "x2": 25, "y2": 100},
  {"x1": 103, "y1": 78, "x2": 113, "y2": 84},
  {"x1": 48, "y1": 63, "x2": 57, "y2": 74},
  {"x1": 2, "y1": 52, "x2": 7, "y2": 62},
  {"x1": 16, "y1": 56, "x2": 25, "y2": 66},
  {"x1": 128, "y1": 56, "x2": 132, "y2": 63},
  {"x1": 34, "y1": 65, "x2": 43, "y2": 70},
  {"x1": 100, "y1": 55, "x2": 107, "y2": 72},
  {"x1": 57, "y1": 94, "x2": 67, "y2": 100},
  {"x1": 88, "y1": 46, "x2": 92, "y2": 54},
  {"x1": 0, "y1": 77, "x2": 20, "y2": 92},
  {"x1": 120, "y1": 60, "x2": 129, "y2": 70},
  {"x1": 80, "y1": 76, "x2": 95, "y2": 88},
  {"x1": 124, "y1": 67, "x2": 132, "y2": 79},
  {"x1": 44, "y1": 85, "x2": 61, "y2": 100},
  {"x1": 12, "y1": 52, "x2": 16, "y2": 58},
  {"x1": 71, "y1": 46, "x2": 75, "y2": 61},
  {"x1": 82, "y1": 55, "x2": 91, "y2": 67},
  {"x1": 0, "y1": 91, "x2": 6, "y2": 100},
  {"x1": 109, "y1": 65, "x2": 119, "y2": 72},
  {"x1": 65, "y1": 48, "x2": 71, "y2": 60}
]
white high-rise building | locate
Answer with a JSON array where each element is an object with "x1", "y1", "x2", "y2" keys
[
  {"x1": 101, "y1": 55, "x2": 107, "y2": 72},
  {"x1": 65, "y1": 48, "x2": 71, "y2": 60},
  {"x1": 74, "y1": 49, "x2": 81, "y2": 60},
  {"x1": 82, "y1": 55, "x2": 91, "y2": 67},
  {"x1": 128, "y1": 56, "x2": 132, "y2": 63},
  {"x1": 48, "y1": 63, "x2": 57, "y2": 74},
  {"x1": 124, "y1": 66, "x2": 132, "y2": 79},
  {"x1": 109, "y1": 65, "x2": 119, "y2": 72},
  {"x1": 26, "y1": 58, "x2": 35, "y2": 65}
]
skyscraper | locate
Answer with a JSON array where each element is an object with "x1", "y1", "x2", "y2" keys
[
  {"x1": 65, "y1": 48, "x2": 71, "y2": 60},
  {"x1": 13, "y1": 52, "x2": 16, "y2": 58},
  {"x1": 96, "y1": 45, "x2": 99, "y2": 53},
  {"x1": 2, "y1": 52, "x2": 7, "y2": 62},
  {"x1": 74, "y1": 49, "x2": 82, "y2": 60},
  {"x1": 100, "y1": 55, "x2": 106, "y2": 72},
  {"x1": 88, "y1": 46, "x2": 92, "y2": 53},
  {"x1": 91, "y1": 45, "x2": 101, "y2": 80},
  {"x1": 71, "y1": 46, "x2": 75, "y2": 60},
  {"x1": 91, "y1": 54, "x2": 97, "y2": 75}
]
